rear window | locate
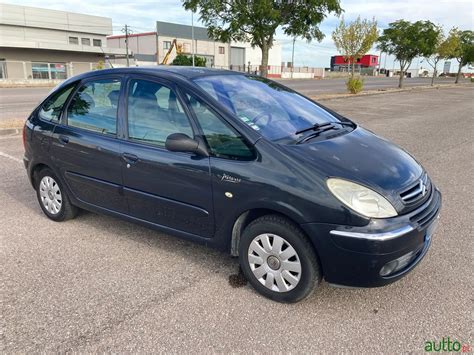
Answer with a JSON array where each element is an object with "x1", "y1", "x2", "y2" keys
[{"x1": 67, "y1": 79, "x2": 121, "y2": 135}]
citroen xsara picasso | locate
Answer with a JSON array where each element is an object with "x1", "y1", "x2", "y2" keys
[{"x1": 23, "y1": 67, "x2": 441, "y2": 302}]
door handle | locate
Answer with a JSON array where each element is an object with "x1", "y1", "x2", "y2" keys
[
  {"x1": 58, "y1": 135, "x2": 69, "y2": 144},
  {"x1": 122, "y1": 152, "x2": 139, "y2": 165}
]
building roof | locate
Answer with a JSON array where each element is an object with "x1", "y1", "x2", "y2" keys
[
  {"x1": 107, "y1": 32, "x2": 157, "y2": 40},
  {"x1": 156, "y1": 21, "x2": 212, "y2": 41},
  {"x1": 0, "y1": 3, "x2": 113, "y2": 36}
]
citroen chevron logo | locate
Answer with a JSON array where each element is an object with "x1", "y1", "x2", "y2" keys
[{"x1": 420, "y1": 179, "x2": 427, "y2": 197}]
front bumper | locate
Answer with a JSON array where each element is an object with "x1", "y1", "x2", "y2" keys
[{"x1": 301, "y1": 188, "x2": 442, "y2": 287}]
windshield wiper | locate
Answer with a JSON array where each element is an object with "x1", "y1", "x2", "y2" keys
[
  {"x1": 295, "y1": 121, "x2": 355, "y2": 135},
  {"x1": 295, "y1": 121, "x2": 356, "y2": 144}
]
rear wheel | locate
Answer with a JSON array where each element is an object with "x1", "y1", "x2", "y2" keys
[
  {"x1": 239, "y1": 215, "x2": 321, "y2": 303},
  {"x1": 36, "y1": 168, "x2": 77, "y2": 222}
]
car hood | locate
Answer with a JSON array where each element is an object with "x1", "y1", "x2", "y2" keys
[{"x1": 280, "y1": 127, "x2": 423, "y2": 202}]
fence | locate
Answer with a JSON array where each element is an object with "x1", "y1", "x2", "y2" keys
[
  {"x1": 0, "y1": 60, "x2": 109, "y2": 81},
  {"x1": 213, "y1": 64, "x2": 325, "y2": 79},
  {"x1": 0, "y1": 60, "x2": 325, "y2": 81}
]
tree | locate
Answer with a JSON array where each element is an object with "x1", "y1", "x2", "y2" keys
[
  {"x1": 332, "y1": 16, "x2": 378, "y2": 77},
  {"x1": 182, "y1": 0, "x2": 342, "y2": 77},
  {"x1": 422, "y1": 24, "x2": 444, "y2": 86},
  {"x1": 172, "y1": 54, "x2": 206, "y2": 67},
  {"x1": 95, "y1": 60, "x2": 105, "y2": 70},
  {"x1": 443, "y1": 28, "x2": 474, "y2": 83},
  {"x1": 378, "y1": 20, "x2": 440, "y2": 88}
]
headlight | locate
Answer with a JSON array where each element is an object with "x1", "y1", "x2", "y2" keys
[{"x1": 327, "y1": 178, "x2": 397, "y2": 218}]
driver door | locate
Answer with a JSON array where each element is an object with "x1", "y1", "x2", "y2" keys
[{"x1": 120, "y1": 77, "x2": 214, "y2": 238}]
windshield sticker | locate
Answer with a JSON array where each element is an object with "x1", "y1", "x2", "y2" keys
[
  {"x1": 239, "y1": 115, "x2": 251, "y2": 123},
  {"x1": 239, "y1": 116, "x2": 260, "y2": 131}
]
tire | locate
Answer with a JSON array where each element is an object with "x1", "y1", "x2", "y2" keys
[
  {"x1": 36, "y1": 168, "x2": 78, "y2": 222},
  {"x1": 239, "y1": 215, "x2": 322, "y2": 303}
]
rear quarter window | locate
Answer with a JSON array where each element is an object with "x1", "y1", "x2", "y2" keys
[{"x1": 39, "y1": 85, "x2": 75, "y2": 122}]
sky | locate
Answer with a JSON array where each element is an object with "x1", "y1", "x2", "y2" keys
[{"x1": 5, "y1": 0, "x2": 474, "y2": 70}]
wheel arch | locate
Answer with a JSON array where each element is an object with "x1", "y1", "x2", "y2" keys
[
  {"x1": 29, "y1": 162, "x2": 50, "y2": 188},
  {"x1": 230, "y1": 208, "x2": 321, "y2": 267}
]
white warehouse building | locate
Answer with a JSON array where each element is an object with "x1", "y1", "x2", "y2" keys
[
  {"x1": 0, "y1": 3, "x2": 125, "y2": 80},
  {"x1": 107, "y1": 21, "x2": 282, "y2": 75}
]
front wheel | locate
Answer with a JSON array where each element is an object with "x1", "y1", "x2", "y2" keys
[{"x1": 239, "y1": 215, "x2": 322, "y2": 303}]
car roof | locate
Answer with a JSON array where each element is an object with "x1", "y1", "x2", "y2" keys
[{"x1": 76, "y1": 66, "x2": 244, "y2": 81}]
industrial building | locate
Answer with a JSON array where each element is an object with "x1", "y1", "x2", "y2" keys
[
  {"x1": 107, "y1": 21, "x2": 282, "y2": 71},
  {"x1": 330, "y1": 54, "x2": 379, "y2": 73},
  {"x1": 0, "y1": 3, "x2": 125, "y2": 80}
]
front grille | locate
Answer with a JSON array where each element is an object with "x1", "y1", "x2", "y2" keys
[
  {"x1": 410, "y1": 189, "x2": 440, "y2": 229},
  {"x1": 400, "y1": 173, "x2": 431, "y2": 205}
]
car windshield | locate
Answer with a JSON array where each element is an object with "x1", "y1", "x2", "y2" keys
[{"x1": 193, "y1": 74, "x2": 342, "y2": 143}]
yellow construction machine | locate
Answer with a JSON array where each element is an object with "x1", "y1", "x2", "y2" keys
[{"x1": 161, "y1": 39, "x2": 183, "y2": 65}]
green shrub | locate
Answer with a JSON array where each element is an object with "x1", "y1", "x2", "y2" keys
[
  {"x1": 346, "y1": 77, "x2": 364, "y2": 94},
  {"x1": 470, "y1": 77, "x2": 474, "y2": 83},
  {"x1": 171, "y1": 54, "x2": 206, "y2": 67}
]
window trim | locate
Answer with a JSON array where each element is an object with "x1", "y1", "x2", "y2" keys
[
  {"x1": 62, "y1": 75, "x2": 124, "y2": 138},
  {"x1": 123, "y1": 75, "x2": 201, "y2": 152}
]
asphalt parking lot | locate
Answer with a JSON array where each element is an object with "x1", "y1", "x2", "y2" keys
[
  {"x1": 1, "y1": 86, "x2": 473, "y2": 352},
  {"x1": 0, "y1": 77, "x2": 465, "y2": 123}
]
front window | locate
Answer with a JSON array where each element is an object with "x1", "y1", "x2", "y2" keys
[
  {"x1": 186, "y1": 94, "x2": 254, "y2": 160},
  {"x1": 81, "y1": 38, "x2": 91, "y2": 46},
  {"x1": 193, "y1": 74, "x2": 342, "y2": 143},
  {"x1": 93, "y1": 39, "x2": 102, "y2": 47}
]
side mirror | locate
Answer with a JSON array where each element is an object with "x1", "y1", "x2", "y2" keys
[{"x1": 165, "y1": 133, "x2": 208, "y2": 156}]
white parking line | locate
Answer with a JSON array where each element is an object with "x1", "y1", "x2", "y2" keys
[{"x1": 0, "y1": 151, "x2": 22, "y2": 163}]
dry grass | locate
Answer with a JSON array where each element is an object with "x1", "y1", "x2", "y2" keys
[{"x1": 0, "y1": 119, "x2": 25, "y2": 130}]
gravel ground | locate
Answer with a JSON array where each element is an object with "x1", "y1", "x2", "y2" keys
[{"x1": 0, "y1": 86, "x2": 473, "y2": 352}]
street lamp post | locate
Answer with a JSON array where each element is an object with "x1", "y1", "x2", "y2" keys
[
  {"x1": 291, "y1": 37, "x2": 295, "y2": 79},
  {"x1": 191, "y1": 12, "x2": 195, "y2": 67}
]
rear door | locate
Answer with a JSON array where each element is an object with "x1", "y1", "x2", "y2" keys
[
  {"x1": 50, "y1": 75, "x2": 127, "y2": 213},
  {"x1": 120, "y1": 76, "x2": 214, "y2": 238}
]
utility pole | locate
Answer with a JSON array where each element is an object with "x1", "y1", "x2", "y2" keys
[
  {"x1": 191, "y1": 12, "x2": 195, "y2": 67},
  {"x1": 122, "y1": 24, "x2": 130, "y2": 67},
  {"x1": 291, "y1": 37, "x2": 295, "y2": 79}
]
